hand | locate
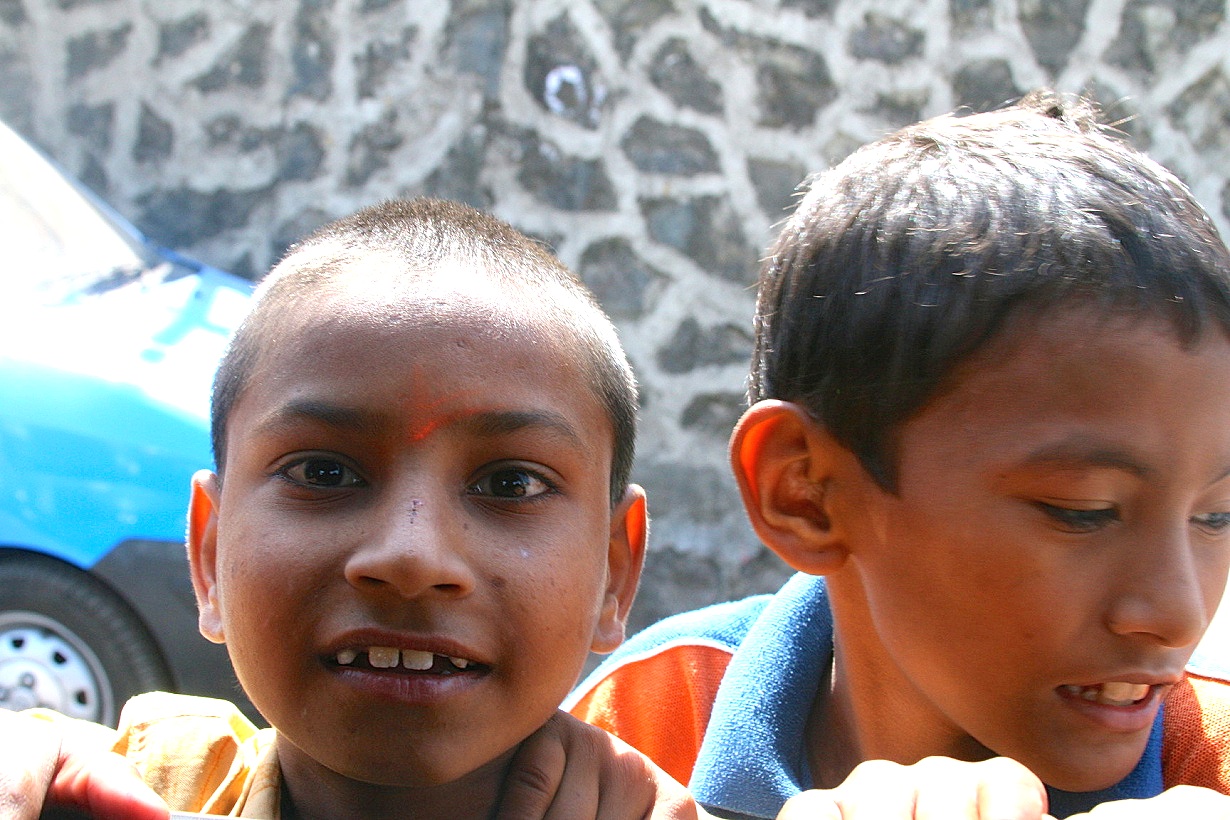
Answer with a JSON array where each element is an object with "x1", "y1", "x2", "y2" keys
[
  {"x1": 496, "y1": 709, "x2": 703, "y2": 820},
  {"x1": 776, "y1": 756, "x2": 1051, "y2": 820},
  {"x1": 1066, "y1": 785, "x2": 1230, "y2": 818},
  {"x1": 0, "y1": 708, "x2": 168, "y2": 820}
]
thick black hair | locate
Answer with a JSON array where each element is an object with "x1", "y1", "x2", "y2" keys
[
  {"x1": 211, "y1": 198, "x2": 638, "y2": 506},
  {"x1": 753, "y1": 90, "x2": 1230, "y2": 490}
]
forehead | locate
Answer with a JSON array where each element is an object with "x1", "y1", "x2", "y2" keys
[
  {"x1": 237, "y1": 257, "x2": 609, "y2": 437},
  {"x1": 902, "y1": 305, "x2": 1230, "y2": 475}
]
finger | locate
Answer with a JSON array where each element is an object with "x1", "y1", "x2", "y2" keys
[
  {"x1": 974, "y1": 758, "x2": 1048, "y2": 820},
  {"x1": 543, "y1": 732, "x2": 598, "y2": 820},
  {"x1": 776, "y1": 790, "x2": 844, "y2": 820},
  {"x1": 0, "y1": 710, "x2": 166, "y2": 820},
  {"x1": 496, "y1": 712, "x2": 570, "y2": 820},
  {"x1": 0, "y1": 710, "x2": 58, "y2": 820},
  {"x1": 52, "y1": 750, "x2": 168, "y2": 820},
  {"x1": 909, "y1": 756, "x2": 1046, "y2": 820},
  {"x1": 825, "y1": 759, "x2": 922, "y2": 819}
]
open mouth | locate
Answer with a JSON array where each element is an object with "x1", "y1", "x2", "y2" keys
[
  {"x1": 333, "y1": 646, "x2": 485, "y2": 675},
  {"x1": 1058, "y1": 682, "x2": 1152, "y2": 707}
]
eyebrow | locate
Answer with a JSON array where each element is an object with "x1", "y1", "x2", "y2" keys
[
  {"x1": 254, "y1": 399, "x2": 588, "y2": 450},
  {"x1": 1017, "y1": 439, "x2": 1153, "y2": 479},
  {"x1": 253, "y1": 399, "x2": 391, "y2": 438},
  {"x1": 1016, "y1": 442, "x2": 1230, "y2": 489}
]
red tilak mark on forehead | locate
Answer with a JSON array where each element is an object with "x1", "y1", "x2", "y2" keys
[{"x1": 401, "y1": 387, "x2": 478, "y2": 443}]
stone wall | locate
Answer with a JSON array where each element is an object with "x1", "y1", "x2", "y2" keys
[{"x1": 3, "y1": 0, "x2": 1229, "y2": 632}]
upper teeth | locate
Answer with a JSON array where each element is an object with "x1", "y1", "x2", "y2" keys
[
  {"x1": 1062, "y1": 681, "x2": 1150, "y2": 706},
  {"x1": 336, "y1": 646, "x2": 473, "y2": 670}
]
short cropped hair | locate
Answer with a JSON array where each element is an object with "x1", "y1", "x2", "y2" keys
[
  {"x1": 753, "y1": 90, "x2": 1230, "y2": 490},
  {"x1": 212, "y1": 198, "x2": 638, "y2": 506}
]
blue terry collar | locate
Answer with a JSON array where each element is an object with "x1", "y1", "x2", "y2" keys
[
  {"x1": 689, "y1": 572, "x2": 1166, "y2": 819},
  {"x1": 691, "y1": 573, "x2": 834, "y2": 818}
]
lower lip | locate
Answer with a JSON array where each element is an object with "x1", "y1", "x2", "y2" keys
[
  {"x1": 329, "y1": 664, "x2": 484, "y2": 704},
  {"x1": 1056, "y1": 685, "x2": 1163, "y2": 733}
]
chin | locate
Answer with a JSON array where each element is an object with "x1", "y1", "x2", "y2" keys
[{"x1": 1029, "y1": 750, "x2": 1143, "y2": 794}]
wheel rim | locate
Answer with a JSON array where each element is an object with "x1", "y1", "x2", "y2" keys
[{"x1": 0, "y1": 610, "x2": 114, "y2": 723}]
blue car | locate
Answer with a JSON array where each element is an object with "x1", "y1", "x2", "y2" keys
[{"x1": 0, "y1": 119, "x2": 254, "y2": 725}]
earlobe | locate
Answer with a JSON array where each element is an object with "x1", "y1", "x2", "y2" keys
[
  {"x1": 591, "y1": 484, "x2": 648, "y2": 654},
  {"x1": 730, "y1": 400, "x2": 849, "y2": 575},
  {"x1": 187, "y1": 469, "x2": 226, "y2": 644}
]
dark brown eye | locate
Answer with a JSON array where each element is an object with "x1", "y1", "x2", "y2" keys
[
  {"x1": 282, "y1": 457, "x2": 364, "y2": 488},
  {"x1": 469, "y1": 468, "x2": 552, "y2": 499}
]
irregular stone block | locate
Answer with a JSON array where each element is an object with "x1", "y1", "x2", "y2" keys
[
  {"x1": 423, "y1": 126, "x2": 493, "y2": 209},
  {"x1": 136, "y1": 184, "x2": 270, "y2": 247},
  {"x1": 700, "y1": 10, "x2": 835, "y2": 128},
  {"x1": 446, "y1": 0, "x2": 510, "y2": 99},
  {"x1": 1168, "y1": 68, "x2": 1230, "y2": 154},
  {"x1": 346, "y1": 110, "x2": 403, "y2": 186},
  {"x1": 780, "y1": 0, "x2": 836, "y2": 18},
  {"x1": 133, "y1": 102, "x2": 173, "y2": 163},
  {"x1": 1, "y1": 0, "x2": 27, "y2": 27},
  {"x1": 747, "y1": 156, "x2": 806, "y2": 220},
  {"x1": 157, "y1": 12, "x2": 209, "y2": 62},
  {"x1": 950, "y1": 0, "x2": 993, "y2": 32},
  {"x1": 578, "y1": 236, "x2": 668, "y2": 320},
  {"x1": 524, "y1": 12, "x2": 606, "y2": 129},
  {"x1": 952, "y1": 58, "x2": 1021, "y2": 113},
  {"x1": 67, "y1": 100, "x2": 113, "y2": 152},
  {"x1": 649, "y1": 37, "x2": 722, "y2": 115},
  {"x1": 290, "y1": 0, "x2": 335, "y2": 101},
  {"x1": 657, "y1": 317, "x2": 752, "y2": 375},
  {"x1": 276, "y1": 122, "x2": 325, "y2": 182},
  {"x1": 848, "y1": 12, "x2": 923, "y2": 65},
  {"x1": 356, "y1": 29, "x2": 416, "y2": 99},
  {"x1": 192, "y1": 23, "x2": 270, "y2": 93},
  {"x1": 681, "y1": 391, "x2": 747, "y2": 438},
  {"x1": 593, "y1": 0, "x2": 675, "y2": 61},
  {"x1": 1108, "y1": 0, "x2": 1223, "y2": 77},
  {"x1": 621, "y1": 116, "x2": 718, "y2": 176},
  {"x1": 66, "y1": 22, "x2": 131, "y2": 79},
  {"x1": 641, "y1": 194, "x2": 757, "y2": 282},
  {"x1": 1018, "y1": 0, "x2": 1088, "y2": 75},
  {"x1": 517, "y1": 132, "x2": 617, "y2": 211}
]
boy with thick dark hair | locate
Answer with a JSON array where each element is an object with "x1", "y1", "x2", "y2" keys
[
  {"x1": 570, "y1": 92, "x2": 1230, "y2": 818},
  {"x1": 9, "y1": 197, "x2": 699, "y2": 819}
]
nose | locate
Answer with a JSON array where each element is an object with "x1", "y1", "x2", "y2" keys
[
  {"x1": 343, "y1": 491, "x2": 476, "y2": 600},
  {"x1": 1105, "y1": 523, "x2": 1211, "y2": 649}
]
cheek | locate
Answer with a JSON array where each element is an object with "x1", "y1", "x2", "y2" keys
[{"x1": 487, "y1": 549, "x2": 607, "y2": 638}]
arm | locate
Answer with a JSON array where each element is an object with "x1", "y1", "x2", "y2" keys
[
  {"x1": 496, "y1": 710, "x2": 704, "y2": 820},
  {"x1": 0, "y1": 708, "x2": 168, "y2": 820},
  {"x1": 776, "y1": 757, "x2": 1052, "y2": 820}
]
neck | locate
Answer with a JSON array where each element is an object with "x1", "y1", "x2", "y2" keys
[
  {"x1": 807, "y1": 578, "x2": 993, "y2": 788},
  {"x1": 277, "y1": 737, "x2": 510, "y2": 820}
]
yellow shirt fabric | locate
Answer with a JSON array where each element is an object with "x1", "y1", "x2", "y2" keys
[{"x1": 31, "y1": 691, "x2": 281, "y2": 817}]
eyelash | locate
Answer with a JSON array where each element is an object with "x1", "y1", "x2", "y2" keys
[
  {"x1": 276, "y1": 455, "x2": 366, "y2": 489},
  {"x1": 467, "y1": 466, "x2": 558, "y2": 501},
  {"x1": 1036, "y1": 504, "x2": 1230, "y2": 537},
  {"x1": 275, "y1": 457, "x2": 557, "y2": 503},
  {"x1": 1035, "y1": 503, "x2": 1118, "y2": 533},
  {"x1": 1193, "y1": 512, "x2": 1230, "y2": 536}
]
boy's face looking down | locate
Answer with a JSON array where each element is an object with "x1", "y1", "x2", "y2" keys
[
  {"x1": 734, "y1": 304, "x2": 1230, "y2": 794},
  {"x1": 186, "y1": 259, "x2": 646, "y2": 812}
]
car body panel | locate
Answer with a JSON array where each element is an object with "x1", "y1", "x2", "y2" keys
[{"x1": 0, "y1": 117, "x2": 256, "y2": 719}]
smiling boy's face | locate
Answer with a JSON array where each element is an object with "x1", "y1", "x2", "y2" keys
[
  {"x1": 824, "y1": 305, "x2": 1230, "y2": 791},
  {"x1": 186, "y1": 259, "x2": 644, "y2": 804}
]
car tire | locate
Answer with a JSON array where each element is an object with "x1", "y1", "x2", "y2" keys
[{"x1": 0, "y1": 552, "x2": 172, "y2": 726}]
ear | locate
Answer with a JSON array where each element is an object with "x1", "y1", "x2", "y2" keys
[
  {"x1": 590, "y1": 484, "x2": 648, "y2": 654},
  {"x1": 187, "y1": 469, "x2": 226, "y2": 644},
  {"x1": 730, "y1": 400, "x2": 849, "y2": 575}
]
